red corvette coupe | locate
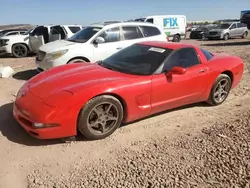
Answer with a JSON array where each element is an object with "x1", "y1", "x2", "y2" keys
[{"x1": 13, "y1": 41, "x2": 244, "y2": 140}]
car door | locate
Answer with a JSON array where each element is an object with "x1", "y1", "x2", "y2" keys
[
  {"x1": 237, "y1": 23, "x2": 246, "y2": 36},
  {"x1": 229, "y1": 23, "x2": 237, "y2": 37},
  {"x1": 150, "y1": 47, "x2": 209, "y2": 114},
  {"x1": 91, "y1": 26, "x2": 124, "y2": 62},
  {"x1": 121, "y1": 25, "x2": 145, "y2": 48},
  {"x1": 29, "y1": 26, "x2": 48, "y2": 53},
  {"x1": 49, "y1": 25, "x2": 63, "y2": 42}
]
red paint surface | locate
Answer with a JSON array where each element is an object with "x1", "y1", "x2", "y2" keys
[{"x1": 13, "y1": 41, "x2": 244, "y2": 139}]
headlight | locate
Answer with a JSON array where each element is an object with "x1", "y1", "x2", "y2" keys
[
  {"x1": 0, "y1": 39, "x2": 9, "y2": 46},
  {"x1": 45, "y1": 49, "x2": 68, "y2": 61},
  {"x1": 200, "y1": 32, "x2": 204, "y2": 34}
]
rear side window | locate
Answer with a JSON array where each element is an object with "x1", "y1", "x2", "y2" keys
[
  {"x1": 122, "y1": 26, "x2": 143, "y2": 40},
  {"x1": 139, "y1": 26, "x2": 161, "y2": 37},
  {"x1": 68, "y1": 26, "x2": 81, "y2": 33},
  {"x1": 200, "y1": 48, "x2": 214, "y2": 61},
  {"x1": 145, "y1": 18, "x2": 154, "y2": 23}
]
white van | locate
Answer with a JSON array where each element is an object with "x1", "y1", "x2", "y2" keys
[{"x1": 144, "y1": 15, "x2": 187, "y2": 42}]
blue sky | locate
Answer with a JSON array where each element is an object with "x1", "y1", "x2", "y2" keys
[{"x1": 1, "y1": 0, "x2": 249, "y2": 25}]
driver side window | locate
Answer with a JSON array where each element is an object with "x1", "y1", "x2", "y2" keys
[
  {"x1": 230, "y1": 24, "x2": 236, "y2": 29},
  {"x1": 162, "y1": 48, "x2": 200, "y2": 72},
  {"x1": 99, "y1": 27, "x2": 121, "y2": 43}
]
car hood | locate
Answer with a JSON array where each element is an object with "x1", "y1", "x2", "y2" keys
[
  {"x1": 0, "y1": 34, "x2": 28, "y2": 40},
  {"x1": 38, "y1": 39, "x2": 78, "y2": 53},
  {"x1": 27, "y1": 63, "x2": 142, "y2": 99}
]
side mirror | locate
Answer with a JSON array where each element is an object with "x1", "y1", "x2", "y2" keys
[
  {"x1": 94, "y1": 36, "x2": 105, "y2": 44},
  {"x1": 165, "y1": 66, "x2": 186, "y2": 77}
]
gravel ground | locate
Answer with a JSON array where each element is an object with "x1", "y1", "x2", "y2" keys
[
  {"x1": 27, "y1": 111, "x2": 250, "y2": 188},
  {"x1": 0, "y1": 36, "x2": 250, "y2": 188}
]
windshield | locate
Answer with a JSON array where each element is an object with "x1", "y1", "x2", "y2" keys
[
  {"x1": 219, "y1": 23, "x2": 230, "y2": 29},
  {"x1": 22, "y1": 28, "x2": 33, "y2": 35},
  {"x1": 0, "y1": 30, "x2": 10, "y2": 36},
  {"x1": 67, "y1": 26, "x2": 102, "y2": 43},
  {"x1": 100, "y1": 44, "x2": 173, "y2": 75}
]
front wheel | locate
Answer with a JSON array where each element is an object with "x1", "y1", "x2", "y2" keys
[
  {"x1": 223, "y1": 33, "x2": 229, "y2": 41},
  {"x1": 12, "y1": 44, "x2": 28, "y2": 58},
  {"x1": 67, "y1": 58, "x2": 86, "y2": 64},
  {"x1": 78, "y1": 95, "x2": 124, "y2": 140},
  {"x1": 207, "y1": 74, "x2": 232, "y2": 106}
]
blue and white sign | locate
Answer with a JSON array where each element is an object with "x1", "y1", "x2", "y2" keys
[{"x1": 163, "y1": 18, "x2": 179, "y2": 29}]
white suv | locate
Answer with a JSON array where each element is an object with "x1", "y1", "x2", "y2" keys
[
  {"x1": 0, "y1": 25, "x2": 83, "y2": 58},
  {"x1": 35, "y1": 21, "x2": 169, "y2": 72}
]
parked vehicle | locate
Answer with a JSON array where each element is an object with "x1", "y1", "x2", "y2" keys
[
  {"x1": 206, "y1": 22, "x2": 248, "y2": 40},
  {"x1": 240, "y1": 10, "x2": 250, "y2": 29},
  {"x1": 0, "y1": 29, "x2": 27, "y2": 38},
  {"x1": 14, "y1": 41, "x2": 244, "y2": 140},
  {"x1": 29, "y1": 24, "x2": 83, "y2": 53},
  {"x1": 189, "y1": 24, "x2": 218, "y2": 40},
  {"x1": 0, "y1": 25, "x2": 83, "y2": 58},
  {"x1": 144, "y1": 15, "x2": 187, "y2": 42},
  {"x1": 0, "y1": 28, "x2": 34, "y2": 56},
  {"x1": 35, "y1": 21, "x2": 169, "y2": 72}
]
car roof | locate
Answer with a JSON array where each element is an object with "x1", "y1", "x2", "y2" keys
[
  {"x1": 138, "y1": 41, "x2": 195, "y2": 50},
  {"x1": 90, "y1": 21, "x2": 158, "y2": 28}
]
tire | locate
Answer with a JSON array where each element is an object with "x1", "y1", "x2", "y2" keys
[
  {"x1": 77, "y1": 95, "x2": 124, "y2": 140},
  {"x1": 172, "y1": 34, "x2": 180, "y2": 42},
  {"x1": 12, "y1": 44, "x2": 28, "y2": 58},
  {"x1": 242, "y1": 31, "x2": 248, "y2": 39},
  {"x1": 67, "y1": 58, "x2": 86, "y2": 64},
  {"x1": 207, "y1": 74, "x2": 232, "y2": 106},
  {"x1": 223, "y1": 33, "x2": 229, "y2": 41}
]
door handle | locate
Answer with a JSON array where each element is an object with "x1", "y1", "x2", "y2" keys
[{"x1": 116, "y1": 47, "x2": 123, "y2": 50}]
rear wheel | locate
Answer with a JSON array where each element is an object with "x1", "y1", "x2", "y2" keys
[
  {"x1": 172, "y1": 34, "x2": 180, "y2": 42},
  {"x1": 12, "y1": 44, "x2": 28, "y2": 58},
  {"x1": 242, "y1": 31, "x2": 248, "y2": 39},
  {"x1": 78, "y1": 95, "x2": 124, "y2": 140},
  {"x1": 207, "y1": 74, "x2": 232, "y2": 106}
]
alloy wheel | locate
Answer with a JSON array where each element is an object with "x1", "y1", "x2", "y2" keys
[
  {"x1": 87, "y1": 102, "x2": 119, "y2": 135},
  {"x1": 213, "y1": 78, "x2": 230, "y2": 103}
]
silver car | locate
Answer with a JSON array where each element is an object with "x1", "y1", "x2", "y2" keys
[{"x1": 207, "y1": 22, "x2": 248, "y2": 40}]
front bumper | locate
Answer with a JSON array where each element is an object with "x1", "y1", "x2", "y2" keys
[
  {"x1": 36, "y1": 55, "x2": 68, "y2": 72},
  {"x1": 207, "y1": 33, "x2": 223, "y2": 39},
  {"x1": 0, "y1": 46, "x2": 10, "y2": 54},
  {"x1": 13, "y1": 91, "x2": 77, "y2": 139}
]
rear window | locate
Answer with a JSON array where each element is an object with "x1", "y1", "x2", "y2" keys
[
  {"x1": 139, "y1": 26, "x2": 161, "y2": 37},
  {"x1": 200, "y1": 48, "x2": 214, "y2": 61},
  {"x1": 68, "y1": 26, "x2": 81, "y2": 33}
]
